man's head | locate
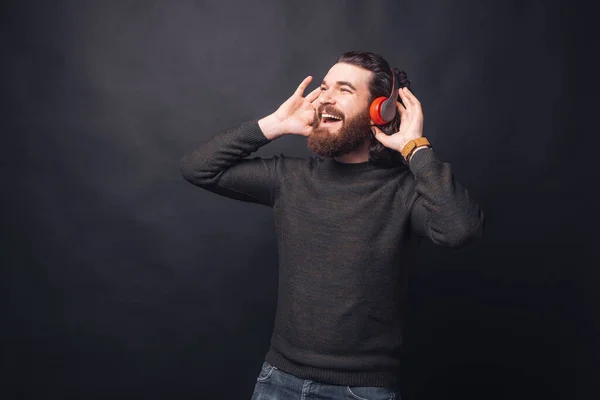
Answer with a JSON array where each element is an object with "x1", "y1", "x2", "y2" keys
[
  {"x1": 308, "y1": 51, "x2": 408, "y2": 166},
  {"x1": 307, "y1": 61, "x2": 373, "y2": 157}
]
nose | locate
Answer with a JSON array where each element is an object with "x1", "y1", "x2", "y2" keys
[{"x1": 318, "y1": 90, "x2": 335, "y2": 106}]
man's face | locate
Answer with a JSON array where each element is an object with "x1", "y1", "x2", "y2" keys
[{"x1": 307, "y1": 63, "x2": 374, "y2": 158}]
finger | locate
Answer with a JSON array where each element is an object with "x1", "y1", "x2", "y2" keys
[
  {"x1": 371, "y1": 125, "x2": 390, "y2": 147},
  {"x1": 396, "y1": 101, "x2": 408, "y2": 121},
  {"x1": 305, "y1": 86, "x2": 321, "y2": 103},
  {"x1": 295, "y1": 76, "x2": 313, "y2": 97},
  {"x1": 398, "y1": 88, "x2": 411, "y2": 111},
  {"x1": 403, "y1": 88, "x2": 423, "y2": 117},
  {"x1": 403, "y1": 87, "x2": 420, "y2": 106},
  {"x1": 396, "y1": 100, "x2": 407, "y2": 115}
]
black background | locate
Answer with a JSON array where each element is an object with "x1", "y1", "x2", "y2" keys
[{"x1": 1, "y1": 1, "x2": 596, "y2": 399}]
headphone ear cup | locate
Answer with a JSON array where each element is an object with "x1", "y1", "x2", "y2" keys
[{"x1": 369, "y1": 96, "x2": 388, "y2": 125}]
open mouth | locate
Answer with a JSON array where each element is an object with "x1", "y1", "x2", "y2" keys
[{"x1": 320, "y1": 113, "x2": 343, "y2": 126}]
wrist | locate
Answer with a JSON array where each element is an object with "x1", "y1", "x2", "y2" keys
[
  {"x1": 258, "y1": 113, "x2": 284, "y2": 140},
  {"x1": 400, "y1": 137, "x2": 431, "y2": 161},
  {"x1": 407, "y1": 146, "x2": 428, "y2": 162}
]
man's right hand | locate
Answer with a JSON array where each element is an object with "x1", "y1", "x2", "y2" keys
[{"x1": 259, "y1": 76, "x2": 321, "y2": 140}]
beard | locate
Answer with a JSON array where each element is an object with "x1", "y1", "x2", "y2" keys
[{"x1": 307, "y1": 106, "x2": 372, "y2": 158}]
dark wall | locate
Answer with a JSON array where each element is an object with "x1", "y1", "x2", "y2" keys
[{"x1": 1, "y1": 1, "x2": 594, "y2": 399}]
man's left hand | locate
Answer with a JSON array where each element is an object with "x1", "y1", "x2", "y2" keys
[{"x1": 371, "y1": 87, "x2": 424, "y2": 153}]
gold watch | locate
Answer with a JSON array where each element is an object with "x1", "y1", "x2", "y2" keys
[{"x1": 401, "y1": 137, "x2": 431, "y2": 161}]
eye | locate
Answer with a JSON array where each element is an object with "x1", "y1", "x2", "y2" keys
[
  {"x1": 341, "y1": 88, "x2": 351, "y2": 93},
  {"x1": 320, "y1": 86, "x2": 327, "y2": 91}
]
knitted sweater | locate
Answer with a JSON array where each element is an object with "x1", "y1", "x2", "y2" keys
[{"x1": 179, "y1": 120, "x2": 484, "y2": 387}]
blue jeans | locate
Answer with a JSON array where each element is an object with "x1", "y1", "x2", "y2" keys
[{"x1": 251, "y1": 361, "x2": 402, "y2": 400}]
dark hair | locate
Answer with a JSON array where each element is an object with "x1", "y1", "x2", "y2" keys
[{"x1": 337, "y1": 51, "x2": 413, "y2": 168}]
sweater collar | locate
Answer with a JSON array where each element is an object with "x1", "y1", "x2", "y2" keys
[{"x1": 324, "y1": 157, "x2": 376, "y2": 171}]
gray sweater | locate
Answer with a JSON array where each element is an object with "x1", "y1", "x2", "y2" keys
[{"x1": 180, "y1": 120, "x2": 484, "y2": 387}]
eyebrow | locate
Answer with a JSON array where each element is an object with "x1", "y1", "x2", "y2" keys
[{"x1": 321, "y1": 80, "x2": 357, "y2": 91}]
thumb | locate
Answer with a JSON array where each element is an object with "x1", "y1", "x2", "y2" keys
[{"x1": 371, "y1": 126, "x2": 390, "y2": 147}]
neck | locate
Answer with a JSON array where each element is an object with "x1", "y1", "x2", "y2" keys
[{"x1": 334, "y1": 137, "x2": 372, "y2": 164}]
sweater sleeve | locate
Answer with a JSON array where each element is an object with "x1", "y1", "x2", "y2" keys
[
  {"x1": 408, "y1": 147, "x2": 484, "y2": 248},
  {"x1": 179, "y1": 119, "x2": 281, "y2": 207}
]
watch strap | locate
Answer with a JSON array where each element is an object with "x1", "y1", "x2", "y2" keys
[{"x1": 401, "y1": 137, "x2": 431, "y2": 160}]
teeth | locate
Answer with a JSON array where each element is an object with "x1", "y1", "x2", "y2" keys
[{"x1": 322, "y1": 113, "x2": 341, "y2": 120}]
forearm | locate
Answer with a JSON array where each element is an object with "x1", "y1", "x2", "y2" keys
[
  {"x1": 179, "y1": 119, "x2": 271, "y2": 187},
  {"x1": 410, "y1": 148, "x2": 484, "y2": 247}
]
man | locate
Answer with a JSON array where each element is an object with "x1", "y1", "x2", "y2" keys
[{"x1": 180, "y1": 51, "x2": 484, "y2": 399}]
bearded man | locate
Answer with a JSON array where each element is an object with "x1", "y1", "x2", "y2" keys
[{"x1": 180, "y1": 51, "x2": 484, "y2": 400}]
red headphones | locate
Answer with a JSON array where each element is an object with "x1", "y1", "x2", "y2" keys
[{"x1": 369, "y1": 68, "x2": 401, "y2": 125}]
